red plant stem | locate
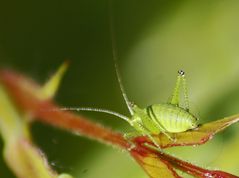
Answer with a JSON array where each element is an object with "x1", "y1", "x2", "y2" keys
[
  {"x1": 0, "y1": 69, "x2": 238, "y2": 178},
  {"x1": 156, "y1": 150, "x2": 238, "y2": 178},
  {"x1": 0, "y1": 70, "x2": 130, "y2": 149}
]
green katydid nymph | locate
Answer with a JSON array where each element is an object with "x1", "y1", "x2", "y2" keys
[
  {"x1": 61, "y1": 67, "x2": 199, "y2": 150},
  {"x1": 61, "y1": 2, "x2": 199, "y2": 150}
]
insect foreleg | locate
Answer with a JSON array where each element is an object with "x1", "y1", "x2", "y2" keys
[
  {"x1": 123, "y1": 132, "x2": 142, "y2": 139},
  {"x1": 143, "y1": 142, "x2": 163, "y2": 153},
  {"x1": 123, "y1": 132, "x2": 142, "y2": 151},
  {"x1": 130, "y1": 119, "x2": 163, "y2": 150}
]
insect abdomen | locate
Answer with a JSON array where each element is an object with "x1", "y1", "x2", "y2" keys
[{"x1": 146, "y1": 104, "x2": 196, "y2": 133}]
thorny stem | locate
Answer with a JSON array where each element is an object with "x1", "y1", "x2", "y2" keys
[{"x1": 0, "y1": 69, "x2": 238, "y2": 178}]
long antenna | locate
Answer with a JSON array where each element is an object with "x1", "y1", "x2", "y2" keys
[
  {"x1": 60, "y1": 107, "x2": 131, "y2": 123},
  {"x1": 108, "y1": 0, "x2": 134, "y2": 115}
]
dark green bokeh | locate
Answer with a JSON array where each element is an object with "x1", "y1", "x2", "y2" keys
[{"x1": 1, "y1": 0, "x2": 239, "y2": 177}]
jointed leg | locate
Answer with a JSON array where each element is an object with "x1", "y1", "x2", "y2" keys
[
  {"x1": 124, "y1": 132, "x2": 142, "y2": 139},
  {"x1": 123, "y1": 132, "x2": 141, "y2": 151},
  {"x1": 130, "y1": 121, "x2": 163, "y2": 150},
  {"x1": 124, "y1": 130, "x2": 162, "y2": 151},
  {"x1": 182, "y1": 75, "x2": 189, "y2": 111},
  {"x1": 143, "y1": 142, "x2": 163, "y2": 153},
  {"x1": 153, "y1": 121, "x2": 175, "y2": 142},
  {"x1": 168, "y1": 70, "x2": 189, "y2": 111},
  {"x1": 168, "y1": 71, "x2": 182, "y2": 106},
  {"x1": 147, "y1": 106, "x2": 175, "y2": 142}
]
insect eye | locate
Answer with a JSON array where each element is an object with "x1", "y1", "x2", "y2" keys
[{"x1": 178, "y1": 70, "x2": 185, "y2": 76}]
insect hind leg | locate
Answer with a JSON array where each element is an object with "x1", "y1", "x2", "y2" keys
[
  {"x1": 153, "y1": 122, "x2": 176, "y2": 142},
  {"x1": 168, "y1": 70, "x2": 190, "y2": 111},
  {"x1": 147, "y1": 106, "x2": 176, "y2": 142}
]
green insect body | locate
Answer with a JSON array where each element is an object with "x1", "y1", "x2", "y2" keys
[
  {"x1": 122, "y1": 70, "x2": 199, "y2": 147},
  {"x1": 132, "y1": 103, "x2": 197, "y2": 135},
  {"x1": 64, "y1": 68, "x2": 199, "y2": 149},
  {"x1": 61, "y1": 8, "x2": 199, "y2": 149}
]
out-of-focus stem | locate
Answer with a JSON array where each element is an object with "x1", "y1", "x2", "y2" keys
[{"x1": 0, "y1": 69, "x2": 130, "y2": 149}]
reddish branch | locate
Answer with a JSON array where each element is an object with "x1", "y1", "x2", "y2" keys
[
  {"x1": 132, "y1": 144, "x2": 238, "y2": 178},
  {"x1": 0, "y1": 69, "x2": 238, "y2": 178},
  {"x1": 0, "y1": 69, "x2": 130, "y2": 149}
]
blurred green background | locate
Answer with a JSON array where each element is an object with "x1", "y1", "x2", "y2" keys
[{"x1": 0, "y1": 0, "x2": 239, "y2": 177}]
